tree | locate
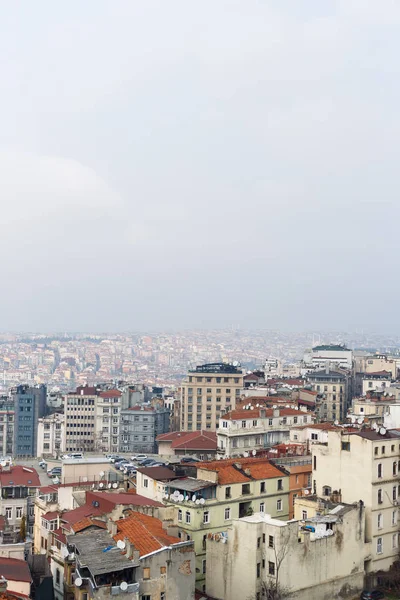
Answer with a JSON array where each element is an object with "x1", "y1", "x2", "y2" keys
[
  {"x1": 19, "y1": 515, "x2": 26, "y2": 542},
  {"x1": 256, "y1": 527, "x2": 292, "y2": 600}
]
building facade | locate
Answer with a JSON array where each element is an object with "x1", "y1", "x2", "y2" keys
[
  {"x1": 119, "y1": 406, "x2": 170, "y2": 454},
  {"x1": 63, "y1": 386, "x2": 98, "y2": 453},
  {"x1": 0, "y1": 465, "x2": 41, "y2": 539},
  {"x1": 37, "y1": 413, "x2": 64, "y2": 458},
  {"x1": 97, "y1": 389, "x2": 122, "y2": 454},
  {"x1": 13, "y1": 385, "x2": 47, "y2": 457},
  {"x1": 0, "y1": 397, "x2": 14, "y2": 458},
  {"x1": 307, "y1": 368, "x2": 351, "y2": 422},
  {"x1": 180, "y1": 363, "x2": 244, "y2": 431},
  {"x1": 304, "y1": 344, "x2": 353, "y2": 371}
]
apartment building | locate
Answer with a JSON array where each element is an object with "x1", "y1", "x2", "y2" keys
[
  {"x1": 0, "y1": 397, "x2": 14, "y2": 458},
  {"x1": 180, "y1": 363, "x2": 243, "y2": 431},
  {"x1": 13, "y1": 384, "x2": 47, "y2": 457},
  {"x1": 217, "y1": 406, "x2": 314, "y2": 459},
  {"x1": 156, "y1": 430, "x2": 217, "y2": 460},
  {"x1": 206, "y1": 500, "x2": 367, "y2": 600},
  {"x1": 163, "y1": 457, "x2": 289, "y2": 592},
  {"x1": 362, "y1": 371, "x2": 393, "y2": 396},
  {"x1": 304, "y1": 344, "x2": 353, "y2": 370},
  {"x1": 312, "y1": 429, "x2": 400, "y2": 575},
  {"x1": 307, "y1": 367, "x2": 351, "y2": 421},
  {"x1": 37, "y1": 413, "x2": 64, "y2": 458},
  {"x1": 63, "y1": 386, "x2": 97, "y2": 452},
  {"x1": 0, "y1": 465, "x2": 40, "y2": 539},
  {"x1": 97, "y1": 389, "x2": 122, "y2": 454},
  {"x1": 119, "y1": 406, "x2": 170, "y2": 454}
]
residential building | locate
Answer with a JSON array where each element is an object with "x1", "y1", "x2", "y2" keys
[
  {"x1": 0, "y1": 397, "x2": 15, "y2": 458},
  {"x1": 180, "y1": 363, "x2": 244, "y2": 432},
  {"x1": 356, "y1": 354, "x2": 398, "y2": 379},
  {"x1": 217, "y1": 407, "x2": 314, "y2": 459},
  {"x1": 312, "y1": 429, "x2": 400, "y2": 575},
  {"x1": 97, "y1": 389, "x2": 122, "y2": 454},
  {"x1": 303, "y1": 344, "x2": 353, "y2": 371},
  {"x1": 307, "y1": 367, "x2": 351, "y2": 421},
  {"x1": 0, "y1": 557, "x2": 32, "y2": 598},
  {"x1": 156, "y1": 431, "x2": 217, "y2": 460},
  {"x1": 136, "y1": 466, "x2": 183, "y2": 502},
  {"x1": 362, "y1": 371, "x2": 393, "y2": 396},
  {"x1": 271, "y1": 456, "x2": 312, "y2": 519},
  {"x1": 163, "y1": 457, "x2": 289, "y2": 591},
  {"x1": 13, "y1": 384, "x2": 47, "y2": 457},
  {"x1": 37, "y1": 413, "x2": 64, "y2": 458},
  {"x1": 0, "y1": 465, "x2": 40, "y2": 539},
  {"x1": 63, "y1": 386, "x2": 98, "y2": 453},
  {"x1": 289, "y1": 422, "x2": 340, "y2": 445},
  {"x1": 206, "y1": 501, "x2": 367, "y2": 600},
  {"x1": 119, "y1": 406, "x2": 170, "y2": 454}
]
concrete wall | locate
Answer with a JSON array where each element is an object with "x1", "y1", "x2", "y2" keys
[{"x1": 139, "y1": 544, "x2": 195, "y2": 600}]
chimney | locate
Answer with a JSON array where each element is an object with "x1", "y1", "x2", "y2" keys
[
  {"x1": 107, "y1": 519, "x2": 117, "y2": 536},
  {"x1": 273, "y1": 409, "x2": 280, "y2": 418},
  {"x1": 234, "y1": 462, "x2": 242, "y2": 470},
  {"x1": 260, "y1": 408, "x2": 266, "y2": 419},
  {"x1": 244, "y1": 469, "x2": 251, "y2": 476}
]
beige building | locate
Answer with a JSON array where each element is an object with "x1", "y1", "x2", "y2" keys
[
  {"x1": 356, "y1": 354, "x2": 398, "y2": 379},
  {"x1": 180, "y1": 363, "x2": 243, "y2": 431},
  {"x1": 307, "y1": 367, "x2": 351, "y2": 421},
  {"x1": 312, "y1": 429, "x2": 400, "y2": 574},
  {"x1": 206, "y1": 500, "x2": 367, "y2": 600},
  {"x1": 37, "y1": 413, "x2": 64, "y2": 458}
]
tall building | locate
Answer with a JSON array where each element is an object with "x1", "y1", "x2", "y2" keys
[
  {"x1": 312, "y1": 429, "x2": 400, "y2": 576},
  {"x1": 180, "y1": 363, "x2": 243, "y2": 431},
  {"x1": 306, "y1": 367, "x2": 351, "y2": 421},
  {"x1": 0, "y1": 396, "x2": 15, "y2": 458},
  {"x1": 97, "y1": 389, "x2": 122, "y2": 454},
  {"x1": 119, "y1": 406, "x2": 170, "y2": 454},
  {"x1": 13, "y1": 385, "x2": 46, "y2": 457},
  {"x1": 303, "y1": 344, "x2": 353, "y2": 371},
  {"x1": 63, "y1": 386, "x2": 97, "y2": 453}
]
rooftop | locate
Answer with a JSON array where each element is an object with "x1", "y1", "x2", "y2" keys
[
  {"x1": 222, "y1": 407, "x2": 303, "y2": 421},
  {"x1": 0, "y1": 466, "x2": 40, "y2": 488},
  {"x1": 137, "y1": 466, "x2": 181, "y2": 481},
  {"x1": 189, "y1": 362, "x2": 242, "y2": 374},
  {"x1": 198, "y1": 457, "x2": 286, "y2": 485},
  {"x1": 69, "y1": 528, "x2": 133, "y2": 576},
  {"x1": 312, "y1": 344, "x2": 350, "y2": 352},
  {"x1": 167, "y1": 478, "x2": 216, "y2": 493},
  {"x1": 0, "y1": 558, "x2": 31, "y2": 583},
  {"x1": 113, "y1": 511, "x2": 181, "y2": 557},
  {"x1": 156, "y1": 430, "x2": 217, "y2": 451}
]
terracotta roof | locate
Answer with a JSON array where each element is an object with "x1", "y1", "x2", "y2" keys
[
  {"x1": 0, "y1": 466, "x2": 40, "y2": 487},
  {"x1": 42, "y1": 511, "x2": 59, "y2": 521},
  {"x1": 222, "y1": 407, "x2": 302, "y2": 421},
  {"x1": 0, "y1": 558, "x2": 31, "y2": 583},
  {"x1": 172, "y1": 431, "x2": 217, "y2": 451},
  {"x1": 113, "y1": 512, "x2": 180, "y2": 557},
  {"x1": 53, "y1": 527, "x2": 67, "y2": 545},
  {"x1": 38, "y1": 485, "x2": 58, "y2": 494},
  {"x1": 198, "y1": 457, "x2": 286, "y2": 485},
  {"x1": 99, "y1": 390, "x2": 122, "y2": 398}
]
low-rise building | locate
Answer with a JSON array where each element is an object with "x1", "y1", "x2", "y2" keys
[
  {"x1": 37, "y1": 413, "x2": 64, "y2": 458},
  {"x1": 217, "y1": 407, "x2": 313, "y2": 459},
  {"x1": 0, "y1": 465, "x2": 40, "y2": 539},
  {"x1": 271, "y1": 457, "x2": 312, "y2": 520},
  {"x1": 307, "y1": 367, "x2": 351, "y2": 421},
  {"x1": 206, "y1": 500, "x2": 367, "y2": 600},
  {"x1": 156, "y1": 431, "x2": 217, "y2": 460},
  {"x1": 289, "y1": 422, "x2": 339, "y2": 445},
  {"x1": 0, "y1": 557, "x2": 32, "y2": 598},
  {"x1": 136, "y1": 466, "x2": 183, "y2": 502},
  {"x1": 362, "y1": 371, "x2": 393, "y2": 396}
]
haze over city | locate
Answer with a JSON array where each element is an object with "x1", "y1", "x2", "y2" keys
[{"x1": 1, "y1": 1, "x2": 399, "y2": 332}]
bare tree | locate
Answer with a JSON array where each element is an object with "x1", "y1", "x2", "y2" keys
[{"x1": 248, "y1": 527, "x2": 292, "y2": 600}]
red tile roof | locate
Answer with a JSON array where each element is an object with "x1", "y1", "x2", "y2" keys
[
  {"x1": 42, "y1": 511, "x2": 59, "y2": 521},
  {"x1": 172, "y1": 431, "x2": 217, "y2": 451},
  {"x1": 38, "y1": 485, "x2": 58, "y2": 495},
  {"x1": 0, "y1": 558, "x2": 31, "y2": 583},
  {"x1": 198, "y1": 457, "x2": 286, "y2": 485},
  {"x1": 113, "y1": 512, "x2": 180, "y2": 557},
  {"x1": 99, "y1": 390, "x2": 122, "y2": 398},
  {"x1": 137, "y1": 467, "x2": 181, "y2": 481},
  {"x1": 0, "y1": 466, "x2": 40, "y2": 487}
]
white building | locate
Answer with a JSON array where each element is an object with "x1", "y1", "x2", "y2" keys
[
  {"x1": 37, "y1": 413, "x2": 64, "y2": 458},
  {"x1": 217, "y1": 407, "x2": 314, "y2": 459},
  {"x1": 362, "y1": 371, "x2": 393, "y2": 396},
  {"x1": 312, "y1": 429, "x2": 400, "y2": 574},
  {"x1": 304, "y1": 344, "x2": 353, "y2": 371},
  {"x1": 289, "y1": 423, "x2": 339, "y2": 445}
]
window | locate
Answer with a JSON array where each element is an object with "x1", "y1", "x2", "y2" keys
[
  {"x1": 225, "y1": 486, "x2": 231, "y2": 499},
  {"x1": 142, "y1": 596, "x2": 151, "y2": 600},
  {"x1": 5, "y1": 507, "x2": 12, "y2": 519},
  {"x1": 268, "y1": 561, "x2": 275, "y2": 576},
  {"x1": 382, "y1": 446, "x2": 386, "y2": 455},
  {"x1": 185, "y1": 511, "x2": 191, "y2": 524},
  {"x1": 16, "y1": 507, "x2": 23, "y2": 519},
  {"x1": 143, "y1": 478, "x2": 148, "y2": 488},
  {"x1": 392, "y1": 445, "x2": 396, "y2": 452},
  {"x1": 242, "y1": 484, "x2": 250, "y2": 495},
  {"x1": 202, "y1": 560, "x2": 206, "y2": 574},
  {"x1": 341, "y1": 441, "x2": 350, "y2": 451},
  {"x1": 394, "y1": 486, "x2": 398, "y2": 501},
  {"x1": 277, "y1": 499, "x2": 282, "y2": 511},
  {"x1": 392, "y1": 510, "x2": 398, "y2": 526},
  {"x1": 203, "y1": 511, "x2": 210, "y2": 524},
  {"x1": 242, "y1": 420, "x2": 246, "y2": 428},
  {"x1": 253, "y1": 420, "x2": 258, "y2": 427},
  {"x1": 377, "y1": 537, "x2": 383, "y2": 554},
  {"x1": 268, "y1": 419, "x2": 273, "y2": 426},
  {"x1": 302, "y1": 510, "x2": 308, "y2": 520},
  {"x1": 259, "y1": 502, "x2": 265, "y2": 513},
  {"x1": 257, "y1": 563, "x2": 261, "y2": 578},
  {"x1": 378, "y1": 464, "x2": 383, "y2": 479},
  {"x1": 143, "y1": 567, "x2": 150, "y2": 580},
  {"x1": 378, "y1": 489, "x2": 383, "y2": 504},
  {"x1": 313, "y1": 456, "x2": 317, "y2": 470},
  {"x1": 269, "y1": 535, "x2": 274, "y2": 548},
  {"x1": 260, "y1": 482, "x2": 266, "y2": 493},
  {"x1": 277, "y1": 479, "x2": 283, "y2": 491},
  {"x1": 311, "y1": 433, "x2": 318, "y2": 441},
  {"x1": 224, "y1": 508, "x2": 231, "y2": 520},
  {"x1": 257, "y1": 537, "x2": 261, "y2": 548},
  {"x1": 178, "y1": 509, "x2": 182, "y2": 522},
  {"x1": 394, "y1": 462, "x2": 398, "y2": 476},
  {"x1": 161, "y1": 593, "x2": 166, "y2": 600},
  {"x1": 393, "y1": 534, "x2": 398, "y2": 549},
  {"x1": 56, "y1": 569, "x2": 60, "y2": 586},
  {"x1": 378, "y1": 513, "x2": 383, "y2": 529},
  {"x1": 323, "y1": 486, "x2": 331, "y2": 496},
  {"x1": 374, "y1": 447, "x2": 379, "y2": 456}
]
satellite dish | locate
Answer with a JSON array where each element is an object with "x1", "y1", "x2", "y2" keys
[
  {"x1": 113, "y1": 483, "x2": 118, "y2": 488},
  {"x1": 99, "y1": 482, "x2": 104, "y2": 488},
  {"x1": 164, "y1": 494, "x2": 169, "y2": 500},
  {"x1": 99, "y1": 471, "x2": 105, "y2": 477},
  {"x1": 304, "y1": 490, "x2": 309, "y2": 495},
  {"x1": 108, "y1": 483, "x2": 112, "y2": 489},
  {"x1": 250, "y1": 406, "x2": 254, "y2": 410},
  {"x1": 117, "y1": 540, "x2": 126, "y2": 550},
  {"x1": 351, "y1": 417, "x2": 356, "y2": 424},
  {"x1": 357, "y1": 417, "x2": 363, "y2": 424},
  {"x1": 243, "y1": 452, "x2": 249, "y2": 458},
  {"x1": 199, "y1": 498, "x2": 205, "y2": 505},
  {"x1": 196, "y1": 499, "x2": 200, "y2": 504},
  {"x1": 252, "y1": 450, "x2": 257, "y2": 456},
  {"x1": 179, "y1": 494, "x2": 184, "y2": 502},
  {"x1": 334, "y1": 420, "x2": 339, "y2": 426},
  {"x1": 62, "y1": 547, "x2": 69, "y2": 558},
  {"x1": 75, "y1": 578, "x2": 82, "y2": 587},
  {"x1": 120, "y1": 581, "x2": 128, "y2": 592},
  {"x1": 69, "y1": 552, "x2": 75, "y2": 560},
  {"x1": 380, "y1": 427, "x2": 387, "y2": 435},
  {"x1": 192, "y1": 495, "x2": 197, "y2": 502},
  {"x1": 372, "y1": 423, "x2": 378, "y2": 430}
]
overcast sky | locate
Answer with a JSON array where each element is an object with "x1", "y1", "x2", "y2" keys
[{"x1": 0, "y1": 1, "x2": 398, "y2": 332}]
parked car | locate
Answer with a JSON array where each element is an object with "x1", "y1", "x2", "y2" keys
[
  {"x1": 38, "y1": 460, "x2": 47, "y2": 469},
  {"x1": 52, "y1": 475, "x2": 60, "y2": 485},
  {"x1": 115, "y1": 459, "x2": 129, "y2": 470},
  {"x1": 110, "y1": 455, "x2": 123, "y2": 463},
  {"x1": 360, "y1": 590, "x2": 385, "y2": 600},
  {"x1": 47, "y1": 467, "x2": 62, "y2": 477},
  {"x1": 122, "y1": 463, "x2": 136, "y2": 473},
  {"x1": 180, "y1": 457, "x2": 198, "y2": 463},
  {"x1": 131, "y1": 454, "x2": 147, "y2": 461},
  {"x1": 138, "y1": 458, "x2": 157, "y2": 466}
]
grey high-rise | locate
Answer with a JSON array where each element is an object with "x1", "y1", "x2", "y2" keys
[{"x1": 13, "y1": 385, "x2": 47, "y2": 457}]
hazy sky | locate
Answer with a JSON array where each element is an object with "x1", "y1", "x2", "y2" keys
[{"x1": 1, "y1": 1, "x2": 399, "y2": 332}]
